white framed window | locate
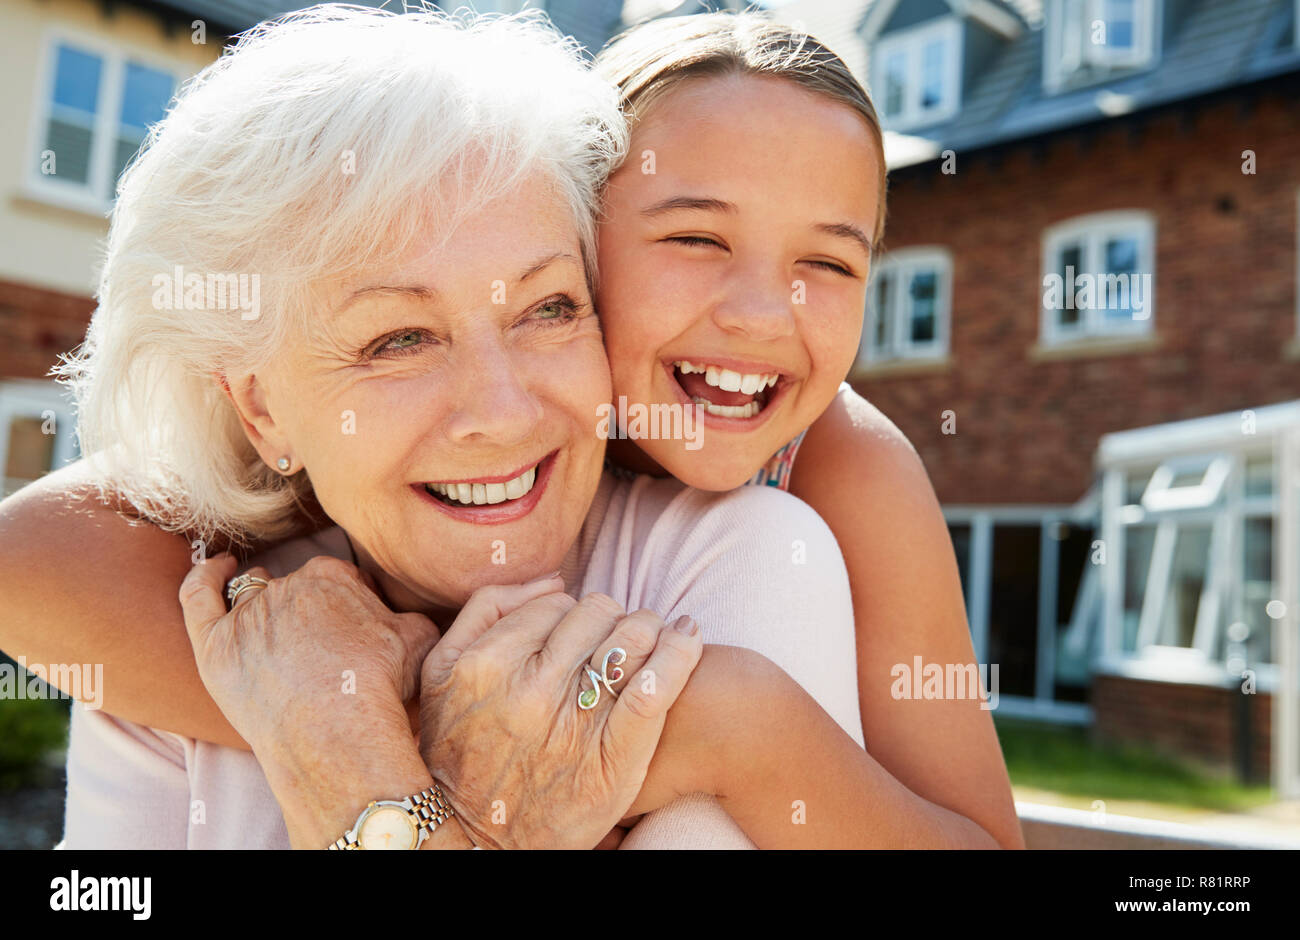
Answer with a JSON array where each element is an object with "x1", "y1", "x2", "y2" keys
[
  {"x1": 1044, "y1": 0, "x2": 1159, "y2": 91},
  {"x1": 0, "y1": 381, "x2": 78, "y2": 498},
  {"x1": 1040, "y1": 210, "x2": 1155, "y2": 346},
  {"x1": 26, "y1": 30, "x2": 180, "y2": 213},
  {"x1": 860, "y1": 247, "x2": 952, "y2": 365},
  {"x1": 872, "y1": 18, "x2": 962, "y2": 130}
]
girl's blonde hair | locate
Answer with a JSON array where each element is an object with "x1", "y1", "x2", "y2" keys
[{"x1": 595, "y1": 11, "x2": 887, "y2": 248}]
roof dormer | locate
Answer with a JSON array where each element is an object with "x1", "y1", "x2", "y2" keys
[
  {"x1": 1043, "y1": 0, "x2": 1163, "y2": 93},
  {"x1": 862, "y1": 0, "x2": 1025, "y2": 132}
]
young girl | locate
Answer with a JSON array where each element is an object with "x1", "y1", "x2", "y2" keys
[{"x1": 0, "y1": 11, "x2": 1019, "y2": 848}]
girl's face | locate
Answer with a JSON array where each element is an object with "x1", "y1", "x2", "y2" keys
[{"x1": 596, "y1": 72, "x2": 882, "y2": 490}]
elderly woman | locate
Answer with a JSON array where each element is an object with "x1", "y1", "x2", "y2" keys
[
  {"x1": 0, "y1": 7, "x2": 1020, "y2": 849},
  {"x1": 1, "y1": 6, "x2": 866, "y2": 850}
]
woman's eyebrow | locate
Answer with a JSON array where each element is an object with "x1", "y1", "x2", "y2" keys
[
  {"x1": 336, "y1": 285, "x2": 434, "y2": 315},
  {"x1": 516, "y1": 251, "x2": 580, "y2": 283},
  {"x1": 335, "y1": 251, "x2": 578, "y2": 315},
  {"x1": 640, "y1": 196, "x2": 737, "y2": 217}
]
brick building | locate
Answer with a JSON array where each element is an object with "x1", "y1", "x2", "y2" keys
[{"x1": 771, "y1": 0, "x2": 1300, "y2": 793}]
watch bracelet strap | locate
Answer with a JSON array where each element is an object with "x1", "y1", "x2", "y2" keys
[{"x1": 328, "y1": 782, "x2": 455, "y2": 850}]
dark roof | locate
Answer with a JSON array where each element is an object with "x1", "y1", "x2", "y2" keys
[
  {"x1": 131, "y1": 0, "x2": 390, "y2": 35},
  {"x1": 938, "y1": 0, "x2": 1300, "y2": 154},
  {"x1": 767, "y1": 0, "x2": 1300, "y2": 163}
]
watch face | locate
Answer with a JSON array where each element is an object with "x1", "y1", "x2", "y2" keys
[{"x1": 357, "y1": 804, "x2": 418, "y2": 850}]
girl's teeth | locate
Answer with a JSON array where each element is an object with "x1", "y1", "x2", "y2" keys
[
  {"x1": 692, "y1": 396, "x2": 761, "y2": 419},
  {"x1": 428, "y1": 465, "x2": 538, "y2": 506},
  {"x1": 674, "y1": 360, "x2": 778, "y2": 392}
]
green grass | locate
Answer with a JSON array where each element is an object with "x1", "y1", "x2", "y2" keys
[
  {"x1": 0, "y1": 696, "x2": 70, "y2": 790},
  {"x1": 994, "y1": 716, "x2": 1275, "y2": 813}
]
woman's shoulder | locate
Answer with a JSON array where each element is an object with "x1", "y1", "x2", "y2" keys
[{"x1": 586, "y1": 472, "x2": 845, "y2": 597}]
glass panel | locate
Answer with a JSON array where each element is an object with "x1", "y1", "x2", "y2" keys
[
  {"x1": 1054, "y1": 522, "x2": 1096, "y2": 698},
  {"x1": 871, "y1": 272, "x2": 893, "y2": 355},
  {"x1": 44, "y1": 119, "x2": 93, "y2": 184},
  {"x1": 3, "y1": 415, "x2": 55, "y2": 497},
  {"x1": 920, "y1": 38, "x2": 946, "y2": 111},
  {"x1": 1244, "y1": 455, "x2": 1274, "y2": 499},
  {"x1": 46, "y1": 45, "x2": 102, "y2": 186},
  {"x1": 1056, "y1": 242, "x2": 1083, "y2": 328},
  {"x1": 110, "y1": 64, "x2": 173, "y2": 191},
  {"x1": 1239, "y1": 517, "x2": 1275, "y2": 666},
  {"x1": 1102, "y1": 234, "x2": 1140, "y2": 322},
  {"x1": 987, "y1": 525, "x2": 1041, "y2": 697},
  {"x1": 1124, "y1": 466, "x2": 1155, "y2": 504},
  {"x1": 1102, "y1": 0, "x2": 1136, "y2": 50},
  {"x1": 118, "y1": 63, "x2": 172, "y2": 131},
  {"x1": 883, "y1": 51, "x2": 906, "y2": 118},
  {"x1": 1122, "y1": 524, "x2": 1155, "y2": 652},
  {"x1": 52, "y1": 45, "x2": 102, "y2": 114},
  {"x1": 948, "y1": 523, "x2": 971, "y2": 605},
  {"x1": 1154, "y1": 524, "x2": 1211, "y2": 649},
  {"x1": 908, "y1": 269, "x2": 937, "y2": 344}
]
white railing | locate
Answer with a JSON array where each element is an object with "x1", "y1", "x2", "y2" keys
[{"x1": 1017, "y1": 801, "x2": 1300, "y2": 849}]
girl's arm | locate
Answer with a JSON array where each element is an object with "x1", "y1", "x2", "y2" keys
[
  {"x1": 789, "y1": 387, "x2": 1024, "y2": 849},
  {"x1": 630, "y1": 644, "x2": 1003, "y2": 848},
  {"x1": 0, "y1": 461, "x2": 248, "y2": 749}
]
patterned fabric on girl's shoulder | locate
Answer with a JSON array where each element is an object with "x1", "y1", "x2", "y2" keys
[
  {"x1": 745, "y1": 427, "x2": 807, "y2": 491},
  {"x1": 602, "y1": 428, "x2": 808, "y2": 492}
]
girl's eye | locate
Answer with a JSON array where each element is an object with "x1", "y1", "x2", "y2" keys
[
  {"x1": 665, "y1": 235, "x2": 725, "y2": 249},
  {"x1": 805, "y1": 259, "x2": 856, "y2": 278}
]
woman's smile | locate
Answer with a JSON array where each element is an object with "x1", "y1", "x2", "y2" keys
[{"x1": 412, "y1": 449, "x2": 558, "y2": 524}]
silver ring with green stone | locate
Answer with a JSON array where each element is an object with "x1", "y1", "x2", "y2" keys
[{"x1": 577, "y1": 647, "x2": 627, "y2": 710}]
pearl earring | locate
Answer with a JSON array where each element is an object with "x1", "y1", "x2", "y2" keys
[{"x1": 277, "y1": 457, "x2": 291, "y2": 472}]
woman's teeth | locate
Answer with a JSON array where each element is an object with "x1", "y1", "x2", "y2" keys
[
  {"x1": 675, "y1": 360, "x2": 779, "y2": 395},
  {"x1": 426, "y1": 465, "x2": 537, "y2": 506}
]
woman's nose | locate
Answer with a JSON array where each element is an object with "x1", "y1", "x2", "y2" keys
[{"x1": 443, "y1": 341, "x2": 545, "y2": 446}]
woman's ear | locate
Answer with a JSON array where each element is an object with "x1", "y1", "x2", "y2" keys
[{"x1": 225, "y1": 373, "x2": 295, "y2": 474}]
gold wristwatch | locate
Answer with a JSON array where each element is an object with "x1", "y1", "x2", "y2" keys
[{"x1": 328, "y1": 782, "x2": 455, "y2": 850}]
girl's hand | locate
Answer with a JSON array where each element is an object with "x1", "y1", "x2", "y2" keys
[{"x1": 417, "y1": 584, "x2": 704, "y2": 849}]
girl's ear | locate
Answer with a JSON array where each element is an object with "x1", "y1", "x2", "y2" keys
[{"x1": 225, "y1": 373, "x2": 294, "y2": 473}]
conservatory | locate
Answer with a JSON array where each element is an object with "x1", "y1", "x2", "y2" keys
[{"x1": 1092, "y1": 400, "x2": 1299, "y2": 797}]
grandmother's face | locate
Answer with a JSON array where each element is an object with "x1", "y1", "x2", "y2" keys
[{"x1": 236, "y1": 180, "x2": 610, "y2": 614}]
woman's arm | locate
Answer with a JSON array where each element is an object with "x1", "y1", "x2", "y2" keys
[
  {"x1": 788, "y1": 388, "x2": 1024, "y2": 848},
  {"x1": 0, "y1": 461, "x2": 247, "y2": 749}
]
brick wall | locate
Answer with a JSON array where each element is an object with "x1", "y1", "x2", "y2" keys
[
  {"x1": 855, "y1": 86, "x2": 1300, "y2": 505},
  {"x1": 0, "y1": 279, "x2": 94, "y2": 381},
  {"x1": 1091, "y1": 673, "x2": 1272, "y2": 781}
]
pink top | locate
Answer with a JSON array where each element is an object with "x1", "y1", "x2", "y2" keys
[{"x1": 61, "y1": 472, "x2": 863, "y2": 849}]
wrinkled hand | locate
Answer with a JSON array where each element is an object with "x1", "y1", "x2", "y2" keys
[
  {"x1": 179, "y1": 554, "x2": 439, "y2": 755},
  {"x1": 418, "y1": 580, "x2": 704, "y2": 849},
  {"x1": 179, "y1": 554, "x2": 445, "y2": 847}
]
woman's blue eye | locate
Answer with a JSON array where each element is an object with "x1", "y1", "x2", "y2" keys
[
  {"x1": 385, "y1": 331, "x2": 425, "y2": 350},
  {"x1": 530, "y1": 296, "x2": 581, "y2": 324},
  {"x1": 536, "y1": 301, "x2": 571, "y2": 320}
]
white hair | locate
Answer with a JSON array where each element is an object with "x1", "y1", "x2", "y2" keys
[{"x1": 58, "y1": 3, "x2": 627, "y2": 545}]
